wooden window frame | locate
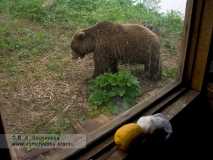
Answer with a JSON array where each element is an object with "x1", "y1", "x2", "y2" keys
[{"x1": 3, "y1": 0, "x2": 213, "y2": 159}]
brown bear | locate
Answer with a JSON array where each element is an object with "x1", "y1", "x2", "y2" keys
[{"x1": 70, "y1": 21, "x2": 162, "y2": 81}]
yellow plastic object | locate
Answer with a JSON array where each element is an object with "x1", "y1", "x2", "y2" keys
[{"x1": 114, "y1": 123, "x2": 144, "y2": 151}]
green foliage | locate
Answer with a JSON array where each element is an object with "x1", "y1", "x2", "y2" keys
[
  {"x1": 0, "y1": 20, "x2": 18, "y2": 52},
  {"x1": 53, "y1": 104, "x2": 61, "y2": 110},
  {"x1": 163, "y1": 10, "x2": 184, "y2": 39},
  {"x1": 0, "y1": 20, "x2": 10, "y2": 37},
  {"x1": 8, "y1": 0, "x2": 50, "y2": 22},
  {"x1": 0, "y1": 38, "x2": 13, "y2": 52},
  {"x1": 164, "y1": 39, "x2": 177, "y2": 54},
  {"x1": 47, "y1": 124, "x2": 59, "y2": 134},
  {"x1": 0, "y1": 0, "x2": 184, "y2": 37},
  {"x1": 88, "y1": 70, "x2": 142, "y2": 115},
  {"x1": 25, "y1": 128, "x2": 36, "y2": 134},
  {"x1": 163, "y1": 67, "x2": 177, "y2": 79},
  {"x1": 45, "y1": 62, "x2": 59, "y2": 71},
  {"x1": 63, "y1": 118, "x2": 70, "y2": 130},
  {"x1": 5, "y1": 61, "x2": 16, "y2": 74},
  {"x1": 136, "y1": 0, "x2": 161, "y2": 12},
  {"x1": 17, "y1": 48, "x2": 31, "y2": 59},
  {"x1": 72, "y1": 115, "x2": 86, "y2": 123}
]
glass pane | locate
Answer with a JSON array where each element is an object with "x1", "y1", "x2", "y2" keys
[{"x1": 0, "y1": 0, "x2": 187, "y2": 157}]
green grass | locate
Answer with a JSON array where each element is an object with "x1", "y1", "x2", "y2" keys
[
  {"x1": 25, "y1": 127, "x2": 36, "y2": 134},
  {"x1": 73, "y1": 115, "x2": 87, "y2": 123},
  {"x1": 0, "y1": 0, "x2": 184, "y2": 33},
  {"x1": 45, "y1": 62, "x2": 59, "y2": 71},
  {"x1": 163, "y1": 67, "x2": 178, "y2": 79},
  {"x1": 53, "y1": 104, "x2": 61, "y2": 110},
  {"x1": 47, "y1": 124, "x2": 59, "y2": 134},
  {"x1": 63, "y1": 117, "x2": 70, "y2": 130},
  {"x1": 164, "y1": 39, "x2": 178, "y2": 54}
]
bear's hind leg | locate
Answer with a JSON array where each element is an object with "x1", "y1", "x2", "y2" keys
[{"x1": 148, "y1": 62, "x2": 162, "y2": 81}]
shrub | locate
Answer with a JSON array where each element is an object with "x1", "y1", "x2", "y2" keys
[{"x1": 88, "y1": 70, "x2": 142, "y2": 115}]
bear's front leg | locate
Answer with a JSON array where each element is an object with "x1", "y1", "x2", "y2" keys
[
  {"x1": 110, "y1": 59, "x2": 119, "y2": 74},
  {"x1": 92, "y1": 57, "x2": 110, "y2": 78}
]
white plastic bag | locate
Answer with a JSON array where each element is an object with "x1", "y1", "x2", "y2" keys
[{"x1": 136, "y1": 113, "x2": 173, "y2": 139}]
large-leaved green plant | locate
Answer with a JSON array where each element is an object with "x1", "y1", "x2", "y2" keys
[{"x1": 88, "y1": 70, "x2": 142, "y2": 116}]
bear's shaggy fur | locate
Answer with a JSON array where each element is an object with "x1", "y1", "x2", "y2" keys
[{"x1": 70, "y1": 21, "x2": 161, "y2": 81}]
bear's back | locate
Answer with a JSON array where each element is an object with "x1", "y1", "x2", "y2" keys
[{"x1": 93, "y1": 21, "x2": 158, "y2": 42}]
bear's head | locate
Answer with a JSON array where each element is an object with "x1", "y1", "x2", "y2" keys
[{"x1": 70, "y1": 29, "x2": 95, "y2": 59}]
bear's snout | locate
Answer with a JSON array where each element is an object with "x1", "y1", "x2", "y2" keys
[
  {"x1": 71, "y1": 51, "x2": 85, "y2": 59},
  {"x1": 71, "y1": 51, "x2": 80, "y2": 59}
]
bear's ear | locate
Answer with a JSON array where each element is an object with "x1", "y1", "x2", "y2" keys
[{"x1": 77, "y1": 31, "x2": 85, "y2": 40}]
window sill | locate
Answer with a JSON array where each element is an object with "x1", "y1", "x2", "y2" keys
[{"x1": 45, "y1": 84, "x2": 200, "y2": 160}]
